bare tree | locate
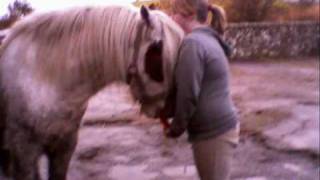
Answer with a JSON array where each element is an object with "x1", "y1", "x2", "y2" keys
[
  {"x1": 0, "y1": 0, "x2": 33, "y2": 30},
  {"x1": 224, "y1": 0, "x2": 276, "y2": 22}
]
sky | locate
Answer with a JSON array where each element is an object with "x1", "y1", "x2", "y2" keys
[{"x1": 0, "y1": 0, "x2": 138, "y2": 15}]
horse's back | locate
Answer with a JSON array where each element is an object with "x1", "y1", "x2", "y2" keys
[{"x1": 0, "y1": 5, "x2": 134, "y2": 93}]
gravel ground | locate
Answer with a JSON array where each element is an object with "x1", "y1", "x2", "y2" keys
[{"x1": 1, "y1": 58, "x2": 319, "y2": 180}]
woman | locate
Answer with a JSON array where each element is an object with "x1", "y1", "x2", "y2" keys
[{"x1": 163, "y1": 0, "x2": 240, "y2": 180}]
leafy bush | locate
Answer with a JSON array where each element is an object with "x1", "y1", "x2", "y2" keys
[
  {"x1": 158, "y1": 0, "x2": 319, "y2": 22},
  {"x1": 212, "y1": 0, "x2": 276, "y2": 22}
]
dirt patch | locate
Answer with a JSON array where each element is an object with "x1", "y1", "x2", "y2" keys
[
  {"x1": 0, "y1": 58, "x2": 319, "y2": 180},
  {"x1": 231, "y1": 58, "x2": 319, "y2": 134}
]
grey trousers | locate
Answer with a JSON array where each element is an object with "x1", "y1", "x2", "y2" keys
[{"x1": 192, "y1": 136, "x2": 235, "y2": 180}]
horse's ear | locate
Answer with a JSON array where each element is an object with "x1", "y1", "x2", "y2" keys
[{"x1": 141, "y1": 5, "x2": 151, "y2": 26}]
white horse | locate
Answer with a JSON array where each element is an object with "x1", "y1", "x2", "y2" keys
[{"x1": 0, "y1": 5, "x2": 184, "y2": 180}]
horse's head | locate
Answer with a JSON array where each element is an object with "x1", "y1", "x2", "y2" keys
[{"x1": 127, "y1": 6, "x2": 184, "y2": 118}]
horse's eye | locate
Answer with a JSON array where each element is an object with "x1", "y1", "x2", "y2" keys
[{"x1": 144, "y1": 41, "x2": 164, "y2": 83}]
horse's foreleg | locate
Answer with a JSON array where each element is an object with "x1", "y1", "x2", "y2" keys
[
  {"x1": 0, "y1": 148, "x2": 11, "y2": 177},
  {"x1": 0, "y1": 89, "x2": 9, "y2": 175},
  {"x1": 0, "y1": 122, "x2": 11, "y2": 177},
  {"x1": 47, "y1": 107, "x2": 86, "y2": 180},
  {"x1": 9, "y1": 127, "x2": 42, "y2": 180},
  {"x1": 47, "y1": 132, "x2": 78, "y2": 180},
  {"x1": 0, "y1": 119, "x2": 7, "y2": 174}
]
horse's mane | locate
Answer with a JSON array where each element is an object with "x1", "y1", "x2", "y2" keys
[
  {"x1": 1, "y1": 5, "x2": 142, "y2": 87},
  {"x1": 4, "y1": 5, "x2": 139, "y2": 47}
]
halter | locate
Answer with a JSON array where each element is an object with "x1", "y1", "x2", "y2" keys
[
  {"x1": 126, "y1": 22, "x2": 144, "y2": 85},
  {"x1": 125, "y1": 22, "x2": 167, "y2": 104}
]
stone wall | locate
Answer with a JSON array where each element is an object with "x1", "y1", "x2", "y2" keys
[{"x1": 225, "y1": 21, "x2": 320, "y2": 58}]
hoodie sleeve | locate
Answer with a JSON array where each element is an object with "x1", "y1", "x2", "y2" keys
[{"x1": 169, "y1": 39, "x2": 205, "y2": 137}]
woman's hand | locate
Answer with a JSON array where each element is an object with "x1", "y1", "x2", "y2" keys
[
  {"x1": 158, "y1": 116, "x2": 179, "y2": 138},
  {"x1": 159, "y1": 110, "x2": 185, "y2": 139},
  {"x1": 164, "y1": 127, "x2": 183, "y2": 138},
  {"x1": 160, "y1": 117, "x2": 170, "y2": 130}
]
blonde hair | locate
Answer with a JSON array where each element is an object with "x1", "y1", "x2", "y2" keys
[
  {"x1": 208, "y1": 4, "x2": 227, "y2": 35},
  {"x1": 172, "y1": 0, "x2": 227, "y2": 35}
]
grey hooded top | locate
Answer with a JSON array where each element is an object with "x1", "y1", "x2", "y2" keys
[{"x1": 170, "y1": 26, "x2": 237, "y2": 142}]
